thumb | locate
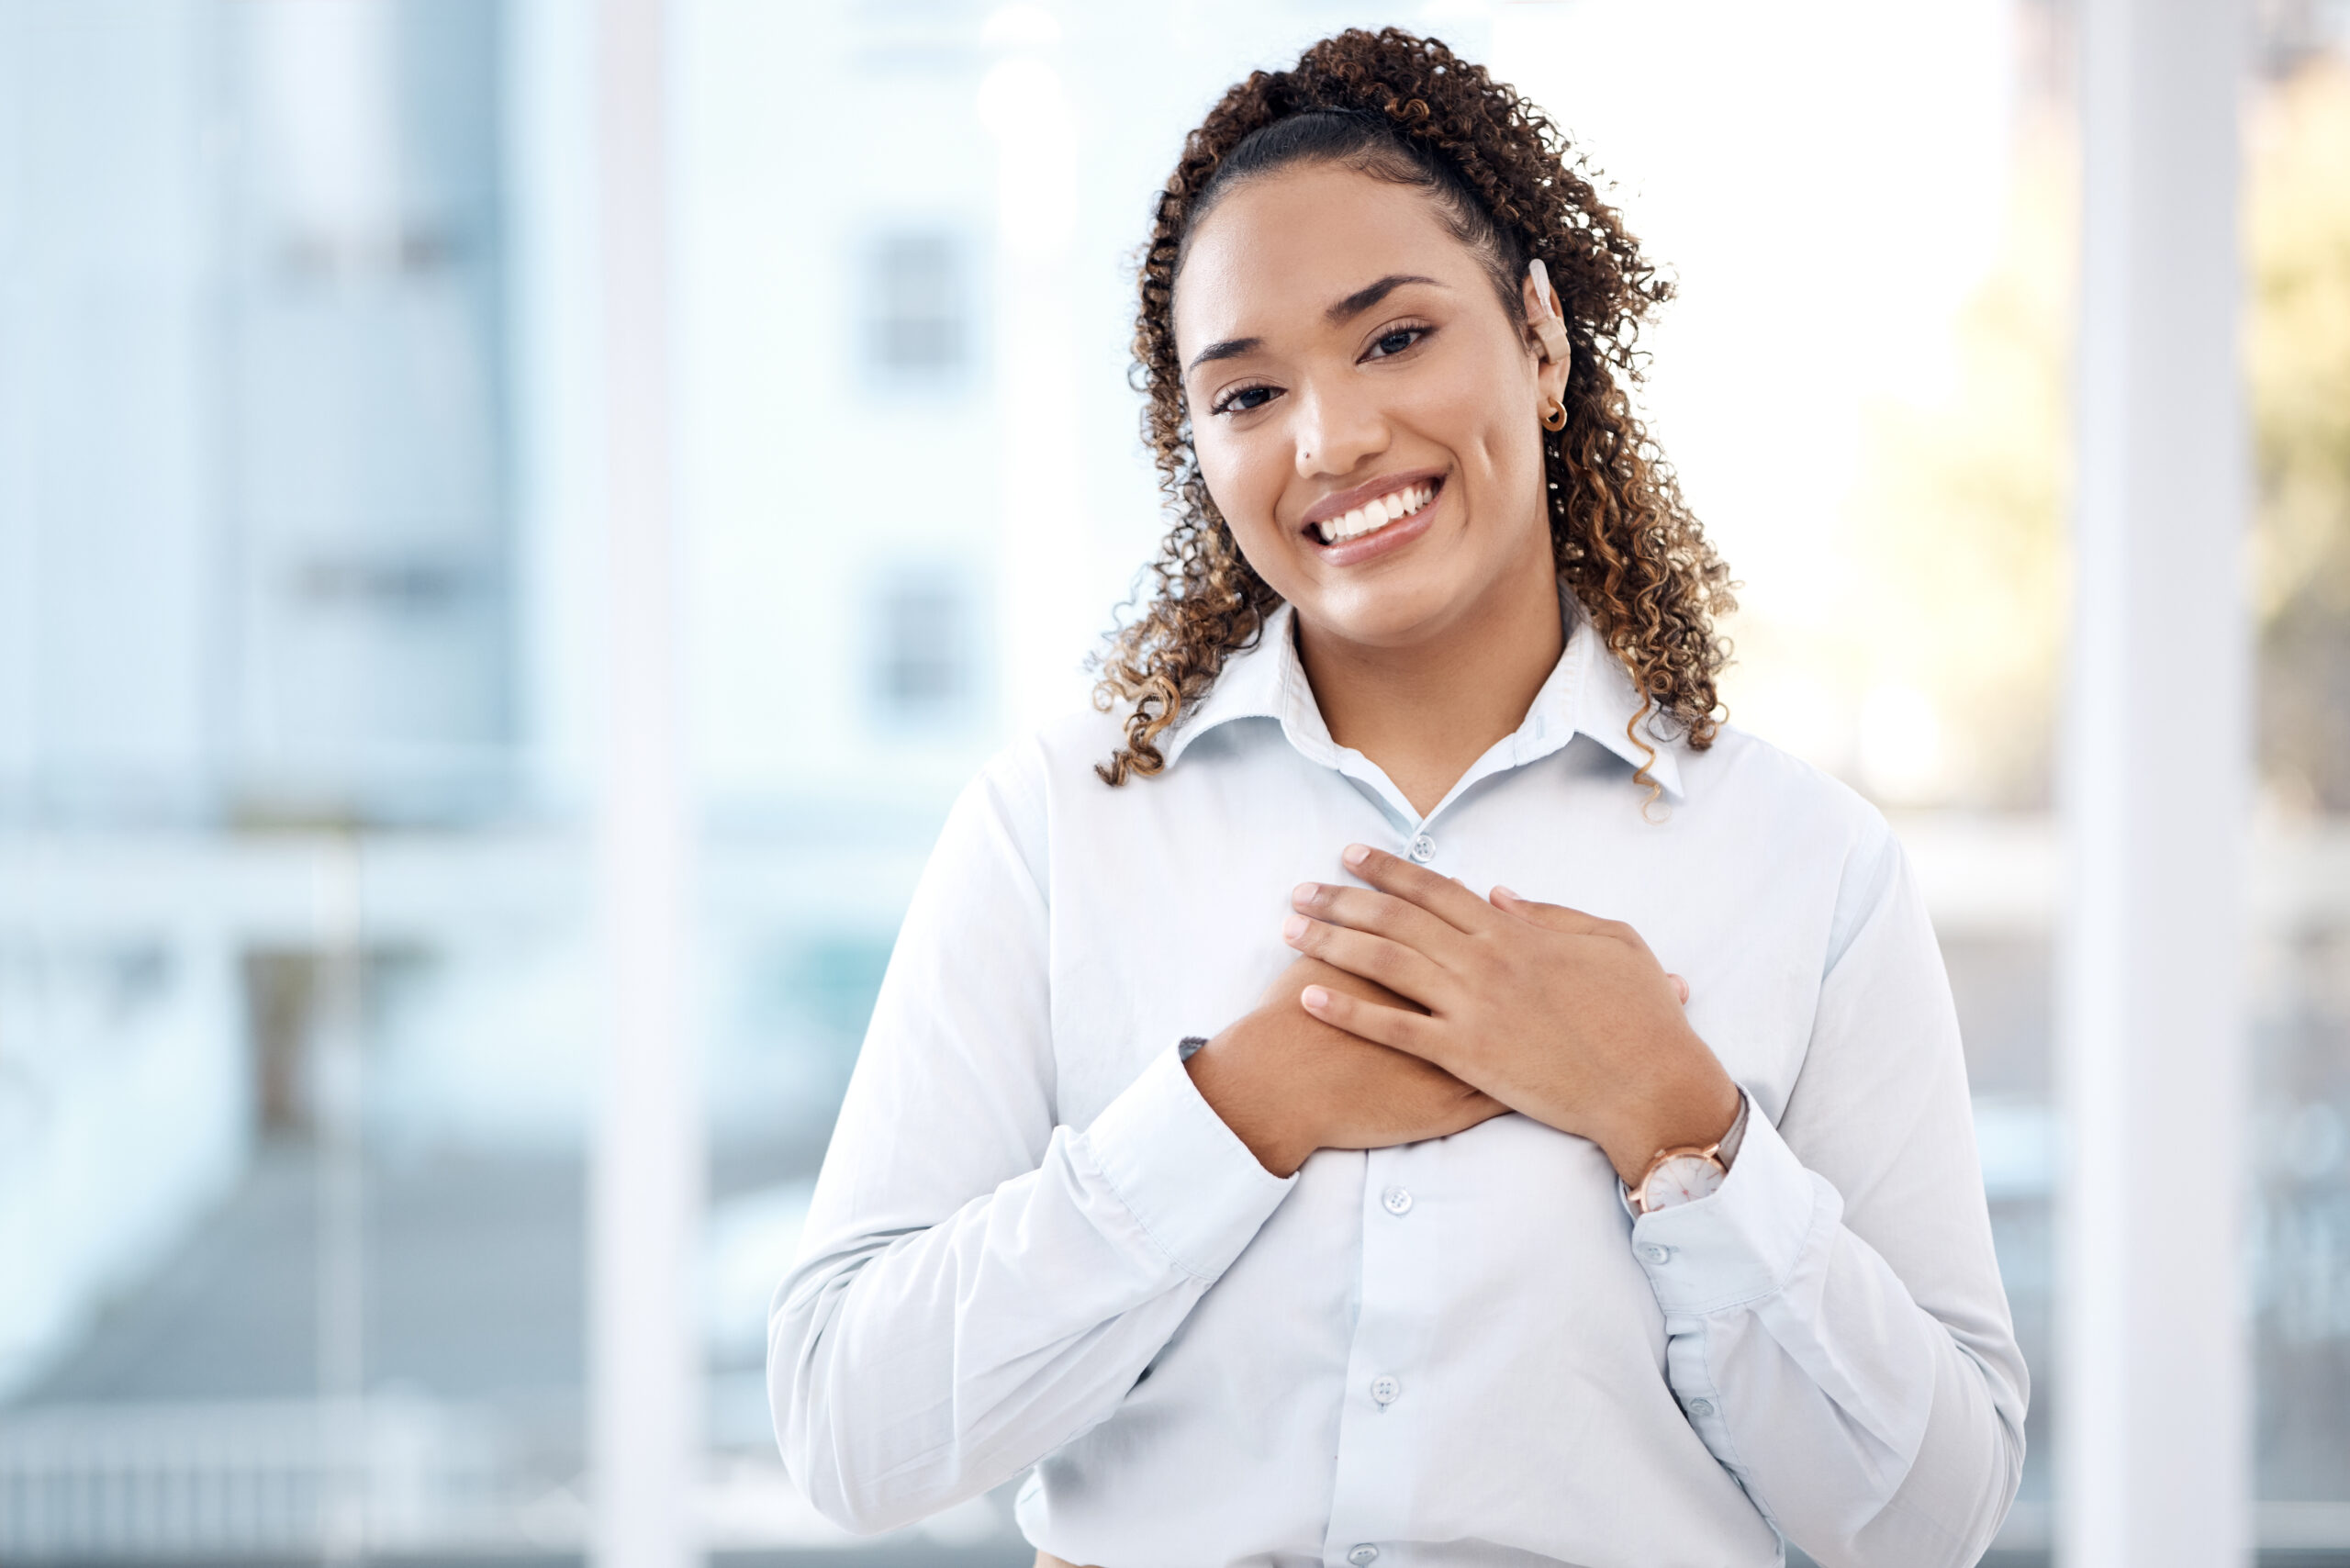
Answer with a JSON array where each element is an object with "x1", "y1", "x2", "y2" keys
[{"x1": 1668, "y1": 972, "x2": 1691, "y2": 1006}]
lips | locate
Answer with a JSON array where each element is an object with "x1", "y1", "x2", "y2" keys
[{"x1": 1302, "y1": 475, "x2": 1445, "y2": 547}]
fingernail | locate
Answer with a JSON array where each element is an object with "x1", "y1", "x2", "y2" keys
[
  {"x1": 1292, "y1": 881, "x2": 1320, "y2": 906},
  {"x1": 1492, "y1": 884, "x2": 1519, "y2": 902},
  {"x1": 1282, "y1": 913, "x2": 1309, "y2": 942},
  {"x1": 1342, "y1": 844, "x2": 1371, "y2": 868},
  {"x1": 1301, "y1": 984, "x2": 1330, "y2": 1009}
]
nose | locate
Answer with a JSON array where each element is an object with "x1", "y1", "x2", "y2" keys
[{"x1": 1291, "y1": 379, "x2": 1389, "y2": 482}]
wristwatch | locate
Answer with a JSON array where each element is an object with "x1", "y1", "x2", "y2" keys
[{"x1": 1629, "y1": 1093, "x2": 1749, "y2": 1215}]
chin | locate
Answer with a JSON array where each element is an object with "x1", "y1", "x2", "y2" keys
[{"x1": 1292, "y1": 571, "x2": 1484, "y2": 650}]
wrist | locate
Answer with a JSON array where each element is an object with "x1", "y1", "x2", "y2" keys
[
  {"x1": 1601, "y1": 1052, "x2": 1741, "y2": 1187},
  {"x1": 1184, "y1": 1018, "x2": 1316, "y2": 1178}
]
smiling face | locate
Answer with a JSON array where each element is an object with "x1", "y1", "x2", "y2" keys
[{"x1": 1173, "y1": 161, "x2": 1571, "y2": 655}]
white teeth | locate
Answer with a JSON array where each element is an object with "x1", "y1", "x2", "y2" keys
[{"x1": 1314, "y1": 482, "x2": 1436, "y2": 543}]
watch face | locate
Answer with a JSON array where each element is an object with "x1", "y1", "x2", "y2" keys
[{"x1": 1641, "y1": 1153, "x2": 1726, "y2": 1212}]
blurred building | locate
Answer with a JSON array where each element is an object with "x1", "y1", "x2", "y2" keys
[{"x1": 0, "y1": 0, "x2": 2344, "y2": 1563}]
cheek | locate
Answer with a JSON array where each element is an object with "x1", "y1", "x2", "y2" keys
[
  {"x1": 1482, "y1": 414, "x2": 1546, "y2": 500},
  {"x1": 1416, "y1": 379, "x2": 1543, "y2": 520},
  {"x1": 1193, "y1": 428, "x2": 1292, "y2": 558},
  {"x1": 1380, "y1": 352, "x2": 1511, "y2": 474}
]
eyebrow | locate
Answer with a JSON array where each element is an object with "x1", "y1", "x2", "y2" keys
[
  {"x1": 1183, "y1": 274, "x2": 1449, "y2": 375},
  {"x1": 1186, "y1": 336, "x2": 1261, "y2": 375},
  {"x1": 1326, "y1": 273, "x2": 1444, "y2": 324}
]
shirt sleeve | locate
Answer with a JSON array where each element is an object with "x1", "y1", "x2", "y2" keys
[
  {"x1": 1629, "y1": 823, "x2": 2030, "y2": 1568},
  {"x1": 766, "y1": 747, "x2": 1295, "y2": 1534}
]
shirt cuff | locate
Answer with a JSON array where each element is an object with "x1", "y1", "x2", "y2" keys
[
  {"x1": 1076, "y1": 1040, "x2": 1296, "y2": 1282},
  {"x1": 1629, "y1": 1094, "x2": 1830, "y2": 1315}
]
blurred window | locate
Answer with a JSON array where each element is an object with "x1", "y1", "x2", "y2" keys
[
  {"x1": 224, "y1": 0, "x2": 514, "y2": 825},
  {"x1": 864, "y1": 230, "x2": 968, "y2": 379},
  {"x1": 873, "y1": 568, "x2": 973, "y2": 720}
]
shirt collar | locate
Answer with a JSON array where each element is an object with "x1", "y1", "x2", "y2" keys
[
  {"x1": 1158, "y1": 592, "x2": 1685, "y2": 799},
  {"x1": 1155, "y1": 602, "x2": 1336, "y2": 770}
]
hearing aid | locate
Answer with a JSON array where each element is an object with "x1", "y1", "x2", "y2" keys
[{"x1": 1527, "y1": 258, "x2": 1572, "y2": 364}]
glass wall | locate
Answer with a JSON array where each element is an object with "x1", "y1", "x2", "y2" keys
[
  {"x1": 2244, "y1": 13, "x2": 2350, "y2": 1528},
  {"x1": 0, "y1": 0, "x2": 592, "y2": 1557},
  {"x1": 1, "y1": 1, "x2": 2344, "y2": 1564}
]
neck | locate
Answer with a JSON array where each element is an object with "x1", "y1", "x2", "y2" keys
[{"x1": 1296, "y1": 555, "x2": 1567, "y2": 820}]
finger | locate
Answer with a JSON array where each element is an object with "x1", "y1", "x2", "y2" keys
[
  {"x1": 1492, "y1": 889, "x2": 1662, "y2": 965},
  {"x1": 1669, "y1": 972, "x2": 1690, "y2": 1006},
  {"x1": 1272, "y1": 953, "x2": 1417, "y2": 1012},
  {"x1": 1487, "y1": 885, "x2": 1613, "y2": 936},
  {"x1": 1298, "y1": 984, "x2": 1447, "y2": 1061},
  {"x1": 1293, "y1": 880, "x2": 1461, "y2": 959},
  {"x1": 1342, "y1": 844, "x2": 1495, "y2": 934},
  {"x1": 1284, "y1": 913, "x2": 1448, "y2": 1006}
]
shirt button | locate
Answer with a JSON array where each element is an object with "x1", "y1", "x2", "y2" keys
[
  {"x1": 1686, "y1": 1397, "x2": 1716, "y2": 1418},
  {"x1": 1382, "y1": 1185, "x2": 1414, "y2": 1215},
  {"x1": 1370, "y1": 1373, "x2": 1401, "y2": 1405},
  {"x1": 1638, "y1": 1242, "x2": 1673, "y2": 1265},
  {"x1": 1348, "y1": 1548, "x2": 1382, "y2": 1566},
  {"x1": 1408, "y1": 834, "x2": 1437, "y2": 864}
]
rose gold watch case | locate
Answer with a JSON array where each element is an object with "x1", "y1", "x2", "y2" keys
[{"x1": 1630, "y1": 1140, "x2": 1729, "y2": 1215}]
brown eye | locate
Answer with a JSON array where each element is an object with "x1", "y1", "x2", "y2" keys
[{"x1": 1368, "y1": 327, "x2": 1427, "y2": 359}]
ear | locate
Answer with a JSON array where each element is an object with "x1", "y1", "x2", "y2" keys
[{"x1": 1519, "y1": 263, "x2": 1572, "y2": 408}]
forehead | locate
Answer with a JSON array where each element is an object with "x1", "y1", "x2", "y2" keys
[{"x1": 1172, "y1": 162, "x2": 1490, "y2": 354}]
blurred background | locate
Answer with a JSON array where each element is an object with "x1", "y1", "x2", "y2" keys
[{"x1": 0, "y1": 0, "x2": 2344, "y2": 1564}]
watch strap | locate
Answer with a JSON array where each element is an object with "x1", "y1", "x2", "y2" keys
[{"x1": 1716, "y1": 1092, "x2": 1751, "y2": 1166}]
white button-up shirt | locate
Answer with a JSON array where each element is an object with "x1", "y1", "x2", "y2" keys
[{"x1": 769, "y1": 599, "x2": 2027, "y2": 1568}]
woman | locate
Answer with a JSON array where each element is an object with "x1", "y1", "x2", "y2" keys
[{"x1": 771, "y1": 28, "x2": 2025, "y2": 1568}]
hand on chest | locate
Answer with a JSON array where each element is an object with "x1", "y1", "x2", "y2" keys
[{"x1": 1045, "y1": 791, "x2": 1821, "y2": 1137}]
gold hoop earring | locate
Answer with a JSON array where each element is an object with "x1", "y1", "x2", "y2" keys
[{"x1": 1541, "y1": 397, "x2": 1568, "y2": 432}]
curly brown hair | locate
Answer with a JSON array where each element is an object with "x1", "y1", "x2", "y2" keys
[{"x1": 1092, "y1": 27, "x2": 1734, "y2": 788}]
